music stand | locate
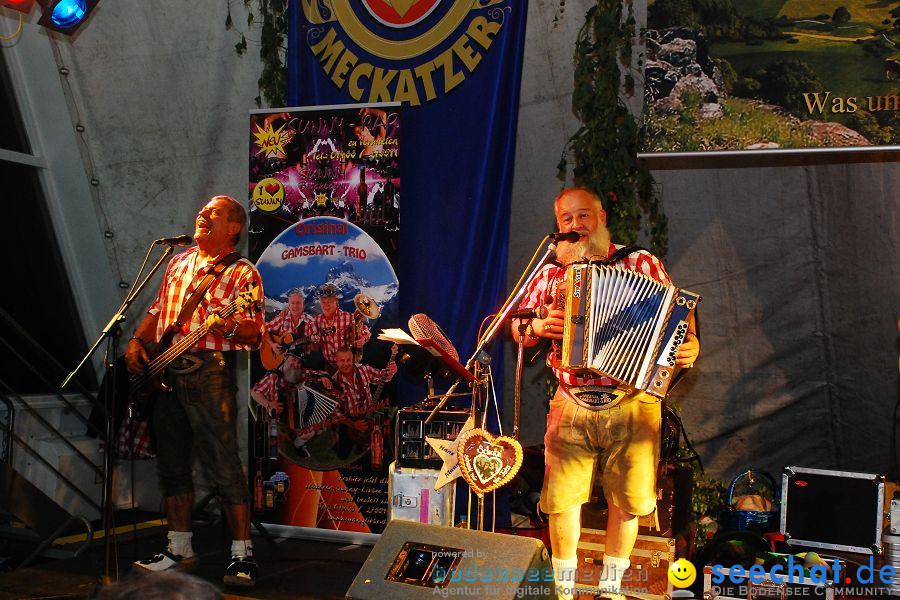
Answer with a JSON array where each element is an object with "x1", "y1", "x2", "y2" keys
[{"x1": 378, "y1": 328, "x2": 473, "y2": 383}]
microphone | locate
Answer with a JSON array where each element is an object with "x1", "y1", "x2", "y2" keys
[
  {"x1": 508, "y1": 306, "x2": 548, "y2": 320},
  {"x1": 154, "y1": 235, "x2": 193, "y2": 246},
  {"x1": 549, "y1": 231, "x2": 581, "y2": 243}
]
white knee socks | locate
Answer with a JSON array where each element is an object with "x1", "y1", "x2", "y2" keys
[
  {"x1": 231, "y1": 539, "x2": 253, "y2": 559},
  {"x1": 552, "y1": 556, "x2": 578, "y2": 600},
  {"x1": 167, "y1": 530, "x2": 194, "y2": 558},
  {"x1": 600, "y1": 554, "x2": 631, "y2": 596}
]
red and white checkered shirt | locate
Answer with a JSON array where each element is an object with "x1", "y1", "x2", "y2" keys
[
  {"x1": 516, "y1": 243, "x2": 672, "y2": 387},
  {"x1": 310, "y1": 309, "x2": 371, "y2": 364},
  {"x1": 293, "y1": 365, "x2": 386, "y2": 437},
  {"x1": 332, "y1": 364, "x2": 386, "y2": 418},
  {"x1": 251, "y1": 368, "x2": 330, "y2": 411},
  {"x1": 266, "y1": 308, "x2": 312, "y2": 338},
  {"x1": 251, "y1": 372, "x2": 281, "y2": 409},
  {"x1": 147, "y1": 247, "x2": 265, "y2": 352}
]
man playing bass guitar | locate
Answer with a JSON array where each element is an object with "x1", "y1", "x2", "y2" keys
[{"x1": 125, "y1": 195, "x2": 265, "y2": 588}]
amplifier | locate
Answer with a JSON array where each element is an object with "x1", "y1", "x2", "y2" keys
[
  {"x1": 396, "y1": 406, "x2": 469, "y2": 470},
  {"x1": 346, "y1": 521, "x2": 554, "y2": 600}
]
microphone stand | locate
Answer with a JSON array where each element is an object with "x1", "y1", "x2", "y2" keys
[
  {"x1": 61, "y1": 241, "x2": 177, "y2": 584},
  {"x1": 426, "y1": 240, "x2": 558, "y2": 425},
  {"x1": 513, "y1": 321, "x2": 529, "y2": 439}
]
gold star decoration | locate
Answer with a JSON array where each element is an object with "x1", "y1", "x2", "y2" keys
[{"x1": 425, "y1": 417, "x2": 474, "y2": 490}]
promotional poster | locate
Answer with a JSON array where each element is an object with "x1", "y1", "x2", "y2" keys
[{"x1": 247, "y1": 103, "x2": 401, "y2": 535}]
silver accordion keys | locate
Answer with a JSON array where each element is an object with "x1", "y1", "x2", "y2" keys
[
  {"x1": 561, "y1": 263, "x2": 700, "y2": 397},
  {"x1": 291, "y1": 385, "x2": 339, "y2": 430}
]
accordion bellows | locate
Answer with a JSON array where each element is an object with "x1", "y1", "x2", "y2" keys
[{"x1": 561, "y1": 263, "x2": 700, "y2": 397}]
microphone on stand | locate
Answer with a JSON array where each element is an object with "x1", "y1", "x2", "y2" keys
[
  {"x1": 507, "y1": 306, "x2": 548, "y2": 320},
  {"x1": 549, "y1": 231, "x2": 581, "y2": 243},
  {"x1": 154, "y1": 235, "x2": 193, "y2": 246}
]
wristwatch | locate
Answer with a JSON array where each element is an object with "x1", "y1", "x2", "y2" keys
[{"x1": 524, "y1": 322, "x2": 539, "y2": 341}]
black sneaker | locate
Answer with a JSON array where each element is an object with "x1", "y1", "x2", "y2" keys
[
  {"x1": 132, "y1": 549, "x2": 198, "y2": 573},
  {"x1": 224, "y1": 555, "x2": 258, "y2": 588}
]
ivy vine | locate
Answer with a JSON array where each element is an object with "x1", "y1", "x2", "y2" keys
[
  {"x1": 559, "y1": 0, "x2": 668, "y2": 256},
  {"x1": 228, "y1": 0, "x2": 288, "y2": 107}
]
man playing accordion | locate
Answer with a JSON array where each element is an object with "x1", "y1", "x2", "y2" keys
[{"x1": 512, "y1": 187, "x2": 700, "y2": 600}]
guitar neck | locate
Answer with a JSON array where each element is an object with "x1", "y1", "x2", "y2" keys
[
  {"x1": 371, "y1": 346, "x2": 398, "y2": 406},
  {"x1": 141, "y1": 301, "x2": 242, "y2": 380}
]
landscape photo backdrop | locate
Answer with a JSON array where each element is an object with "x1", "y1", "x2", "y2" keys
[{"x1": 641, "y1": 0, "x2": 900, "y2": 153}]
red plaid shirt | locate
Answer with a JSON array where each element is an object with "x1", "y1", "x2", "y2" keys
[
  {"x1": 310, "y1": 309, "x2": 371, "y2": 364},
  {"x1": 251, "y1": 372, "x2": 281, "y2": 409},
  {"x1": 516, "y1": 243, "x2": 671, "y2": 387},
  {"x1": 266, "y1": 308, "x2": 312, "y2": 338},
  {"x1": 251, "y1": 368, "x2": 329, "y2": 410},
  {"x1": 148, "y1": 247, "x2": 265, "y2": 352},
  {"x1": 332, "y1": 364, "x2": 386, "y2": 418}
]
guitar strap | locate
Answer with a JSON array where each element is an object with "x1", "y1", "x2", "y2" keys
[{"x1": 172, "y1": 251, "x2": 242, "y2": 334}]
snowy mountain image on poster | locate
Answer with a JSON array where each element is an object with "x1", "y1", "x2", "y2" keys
[
  {"x1": 256, "y1": 216, "x2": 399, "y2": 356},
  {"x1": 253, "y1": 216, "x2": 399, "y2": 475}
]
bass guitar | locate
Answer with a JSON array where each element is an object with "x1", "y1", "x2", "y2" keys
[{"x1": 128, "y1": 283, "x2": 260, "y2": 418}]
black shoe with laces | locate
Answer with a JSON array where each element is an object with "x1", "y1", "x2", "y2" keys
[{"x1": 224, "y1": 554, "x2": 258, "y2": 588}]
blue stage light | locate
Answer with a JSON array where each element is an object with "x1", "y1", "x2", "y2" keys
[
  {"x1": 49, "y1": 0, "x2": 84, "y2": 27},
  {"x1": 36, "y1": 0, "x2": 98, "y2": 35}
]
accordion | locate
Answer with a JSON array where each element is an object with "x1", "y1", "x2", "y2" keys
[
  {"x1": 561, "y1": 263, "x2": 700, "y2": 397},
  {"x1": 289, "y1": 385, "x2": 339, "y2": 430}
]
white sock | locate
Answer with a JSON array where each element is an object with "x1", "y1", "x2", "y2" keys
[
  {"x1": 167, "y1": 531, "x2": 194, "y2": 558},
  {"x1": 600, "y1": 554, "x2": 630, "y2": 596},
  {"x1": 231, "y1": 539, "x2": 253, "y2": 558},
  {"x1": 552, "y1": 556, "x2": 577, "y2": 600}
]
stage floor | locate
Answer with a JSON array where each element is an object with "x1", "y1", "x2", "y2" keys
[{"x1": 0, "y1": 511, "x2": 372, "y2": 599}]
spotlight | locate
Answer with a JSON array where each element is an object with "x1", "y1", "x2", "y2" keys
[
  {"x1": 0, "y1": 0, "x2": 35, "y2": 13},
  {"x1": 36, "y1": 0, "x2": 98, "y2": 35}
]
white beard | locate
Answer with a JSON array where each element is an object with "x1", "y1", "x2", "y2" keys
[
  {"x1": 555, "y1": 224, "x2": 612, "y2": 265},
  {"x1": 284, "y1": 363, "x2": 304, "y2": 385}
]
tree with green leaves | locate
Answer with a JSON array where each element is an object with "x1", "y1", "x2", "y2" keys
[
  {"x1": 756, "y1": 59, "x2": 825, "y2": 117},
  {"x1": 832, "y1": 6, "x2": 851, "y2": 24}
]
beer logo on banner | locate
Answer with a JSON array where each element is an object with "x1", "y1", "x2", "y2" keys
[
  {"x1": 252, "y1": 178, "x2": 285, "y2": 212},
  {"x1": 363, "y1": 0, "x2": 441, "y2": 28},
  {"x1": 302, "y1": 0, "x2": 512, "y2": 106}
]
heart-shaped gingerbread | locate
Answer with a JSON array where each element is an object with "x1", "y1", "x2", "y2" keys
[{"x1": 456, "y1": 428, "x2": 523, "y2": 497}]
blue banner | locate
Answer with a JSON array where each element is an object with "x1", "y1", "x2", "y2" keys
[{"x1": 288, "y1": 0, "x2": 528, "y2": 403}]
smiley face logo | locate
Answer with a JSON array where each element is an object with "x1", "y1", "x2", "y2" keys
[
  {"x1": 668, "y1": 559, "x2": 696, "y2": 588},
  {"x1": 252, "y1": 178, "x2": 284, "y2": 213}
]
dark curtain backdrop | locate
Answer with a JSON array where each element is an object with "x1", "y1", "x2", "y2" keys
[
  {"x1": 287, "y1": 1, "x2": 529, "y2": 408},
  {"x1": 507, "y1": 157, "x2": 900, "y2": 483},
  {"x1": 657, "y1": 159, "x2": 900, "y2": 480}
]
